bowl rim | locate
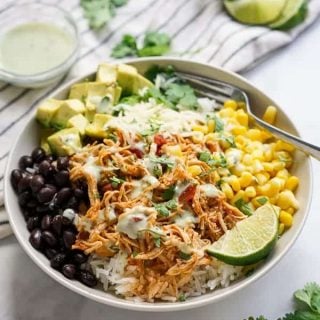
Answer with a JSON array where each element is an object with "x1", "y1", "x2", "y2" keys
[
  {"x1": 0, "y1": 2, "x2": 80, "y2": 83},
  {"x1": 4, "y1": 57, "x2": 313, "y2": 312}
]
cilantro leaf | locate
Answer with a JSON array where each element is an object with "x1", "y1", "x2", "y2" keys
[
  {"x1": 208, "y1": 114, "x2": 224, "y2": 132},
  {"x1": 165, "y1": 83, "x2": 198, "y2": 110},
  {"x1": 295, "y1": 283, "x2": 320, "y2": 314},
  {"x1": 257, "y1": 197, "x2": 268, "y2": 206},
  {"x1": 150, "y1": 156, "x2": 174, "y2": 169},
  {"x1": 138, "y1": 31, "x2": 171, "y2": 57},
  {"x1": 235, "y1": 198, "x2": 253, "y2": 216},
  {"x1": 111, "y1": 34, "x2": 137, "y2": 58},
  {"x1": 81, "y1": 0, "x2": 127, "y2": 29},
  {"x1": 163, "y1": 185, "x2": 176, "y2": 201},
  {"x1": 198, "y1": 152, "x2": 228, "y2": 169},
  {"x1": 153, "y1": 236, "x2": 161, "y2": 248},
  {"x1": 280, "y1": 311, "x2": 319, "y2": 320},
  {"x1": 110, "y1": 176, "x2": 124, "y2": 188},
  {"x1": 178, "y1": 251, "x2": 191, "y2": 260},
  {"x1": 178, "y1": 293, "x2": 186, "y2": 302},
  {"x1": 154, "y1": 199, "x2": 177, "y2": 217}
]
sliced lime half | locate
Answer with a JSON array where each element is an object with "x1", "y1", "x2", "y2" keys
[
  {"x1": 206, "y1": 204, "x2": 279, "y2": 266},
  {"x1": 224, "y1": 0, "x2": 287, "y2": 25},
  {"x1": 269, "y1": 0, "x2": 308, "y2": 30}
]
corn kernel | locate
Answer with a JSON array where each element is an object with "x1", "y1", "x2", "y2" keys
[
  {"x1": 236, "y1": 110, "x2": 249, "y2": 126},
  {"x1": 275, "y1": 140, "x2": 295, "y2": 152},
  {"x1": 252, "y1": 149, "x2": 264, "y2": 160},
  {"x1": 272, "y1": 160, "x2": 286, "y2": 171},
  {"x1": 252, "y1": 196, "x2": 269, "y2": 208},
  {"x1": 276, "y1": 169, "x2": 289, "y2": 180},
  {"x1": 278, "y1": 223, "x2": 285, "y2": 235},
  {"x1": 243, "y1": 154, "x2": 253, "y2": 166},
  {"x1": 219, "y1": 107, "x2": 235, "y2": 118},
  {"x1": 224, "y1": 99, "x2": 238, "y2": 110},
  {"x1": 232, "y1": 190, "x2": 248, "y2": 204},
  {"x1": 245, "y1": 186, "x2": 256, "y2": 198},
  {"x1": 287, "y1": 207, "x2": 295, "y2": 215},
  {"x1": 232, "y1": 125, "x2": 247, "y2": 136},
  {"x1": 269, "y1": 196, "x2": 278, "y2": 204},
  {"x1": 256, "y1": 172, "x2": 270, "y2": 185},
  {"x1": 277, "y1": 190, "x2": 299, "y2": 210},
  {"x1": 252, "y1": 159, "x2": 264, "y2": 173},
  {"x1": 279, "y1": 210, "x2": 293, "y2": 228},
  {"x1": 221, "y1": 183, "x2": 234, "y2": 199},
  {"x1": 285, "y1": 176, "x2": 299, "y2": 191},
  {"x1": 239, "y1": 172, "x2": 253, "y2": 188},
  {"x1": 192, "y1": 131, "x2": 204, "y2": 144},
  {"x1": 264, "y1": 148, "x2": 273, "y2": 162},
  {"x1": 192, "y1": 125, "x2": 208, "y2": 134},
  {"x1": 262, "y1": 106, "x2": 277, "y2": 124},
  {"x1": 260, "y1": 130, "x2": 273, "y2": 142},
  {"x1": 257, "y1": 183, "x2": 270, "y2": 196},
  {"x1": 207, "y1": 119, "x2": 215, "y2": 133},
  {"x1": 166, "y1": 145, "x2": 183, "y2": 157},
  {"x1": 205, "y1": 133, "x2": 216, "y2": 142},
  {"x1": 263, "y1": 162, "x2": 274, "y2": 173},
  {"x1": 229, "y1": 176, "x2": 241, "y2": 192},
  {"x1": 232, "y1": 163, "x2": 246, "y2": 176},
  {"x1": 187, "y1": 165, "x2": 202, "y2": 177},
  {"x1": 246, "y1": 129, "x2": 262, "y2": 141}
]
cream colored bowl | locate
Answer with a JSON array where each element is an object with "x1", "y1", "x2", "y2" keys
[{"x1": 4, "y1": 58, "x2": 312, "y2": 312}]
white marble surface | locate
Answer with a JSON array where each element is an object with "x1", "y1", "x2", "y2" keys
[{"x1": 1, "y1": 20, "x2": 320, "y2": 320}]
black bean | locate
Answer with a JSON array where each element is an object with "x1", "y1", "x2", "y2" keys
[
  {"x1": 42, "y1": 230, "x2": 57, "y2": 247},
  {"x1": 78, "y1": 270, "x2": 97, "y2": 287},
  {"x1": 41, "y1": 215, "x2": 52, "y2": 230},
  {"x1": 62, "y1": 264, "x2": 76, "y2": 279},
  {"x1": 57, "y1": 157, "x2": 69, "y2": 171},
  {"x1": 63, "y1": 230, "x2": 76, "y2": 250},
  {"x1": 50, "y1": 253, "x2": 67, "y2": 270},
  {"x1": 62, "y1": 216, "x2": 72, "y2": 227},
  {"x1": 55, "y1": 188, "x2": 72, "y2": 206},
  {"x1": 37, "y1": 186, "x2": 56, "y2": 203},
  {"x1": 74, "y1": 188, "x2": 85, "y2": 199},
  {"x1": 18, "y1": 191, "x2": 32, "y2": 207},
  {"x1": 65, "y1": 196, "x2": 78, "y2": 210},
  {"x1": 30, "y1": 175, "x2": 45, "y2": 193},
  {"x1": 26, "y1": 198, "x2": 38, "y2": 209},
  {"x1": 52, "y1": 215, "x2": 63, "y2": 235},
  {"x1": 17, "y1": 175, "x2": 32, "y2": 193},
  {"x1": 11, "y1": 169, "x2": 24, "y2": 190},
  {"x1": 54, "y1": 171, "x2": 69, "y2": 188},
  {"x1": 18, "y1": 155, "x2": 33, "y2": 170},
  {"x1": 31, "y1": 147, "x2": 46, "y2": 163},
  {"x1": 27, "y1": 216, "x2": 40, "y2": 232},
  {"x1": 22, "y1": 209, "x2": 30, "y2": 221},
  {"x1": 45, "y1": 248, "x2": 59, "y2": 260},
  {"x1": 38, "y1": 160, "x2": 53, "y2": 177},
  {"x1": 36, "y1": 204, "x2": 50, "y2": 215},
  {"x1": 29, "y1": 229, "x2": 43, "y2": 250},
  {"x1": 71, "y1": 250, "x2": 88, "y2": 265},
  {"x1": 46, "y1": 155, "x2": 54, "y2": 163}
]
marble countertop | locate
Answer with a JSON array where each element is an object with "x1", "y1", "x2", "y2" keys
[{"x1": 1, "y1": 20, "x2": 320, "y2": 320}]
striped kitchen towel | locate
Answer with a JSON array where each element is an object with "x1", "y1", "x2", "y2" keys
[{"x1": 0, "y1": 0, "x2": 319, "y2": 238}]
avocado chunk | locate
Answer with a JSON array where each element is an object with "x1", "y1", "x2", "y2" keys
[
  {"x1": 50, "y1": 99, "x2": 85, "y2": 130},
  {"x1": 117, "y1": 64, "x2": 153, "y2": 95},
  {"x1": 67, "y1": 114, "x2": 89, "y2": 136},
  {"x1": 47, "y1": 128, "x2": 82, "y2": 156},
  {"x1": 96, "y1": 63, "x2": 117, "y2": 85},
  {"x1": 39, "y1": 128, "x2": 55, "y2": 155},
  {"x1": 85, "y1": 114, "x2": 112, "y2": 139},
  {"x1": 36, "y1": 99, "x2": 63, "y2": 127}
]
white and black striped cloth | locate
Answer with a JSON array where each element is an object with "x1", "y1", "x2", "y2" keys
[{"x1": 1, "y1": 0, "x2": 319, "y2": 238}]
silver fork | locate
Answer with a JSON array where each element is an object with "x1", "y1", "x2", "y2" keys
[{"x1": 177, "y1": 72, "x2": 320, "y2": 160}]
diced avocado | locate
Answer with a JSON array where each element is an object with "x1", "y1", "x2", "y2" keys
[
  {"x1": 67, "y1": 114, "x2": 89, "y2": 136},
  {"x1": 96, "y1": 63, "x2": 117, "y2": 85},
  {"x1": 69, "y1": 82, "x2": 89, "y2": 101},
  {"x1": 50, "y1": 99, "x2": 85, "y2": 130},
  {"x1": 117, "y1": 64, "x2": 153, "y2": 95},
  {"x1": 36, "y1": 99, "x2": 63, "y2": 127},
  {"x1": 47, "y1": 128, "x2": 82, "y2": 156},
  {"x1": 85, "y1": 114, "x2": 112, "y2": 139},
  {"x1": 39, "y1": 128, "x2": 55, "y2": 154},
  {"x1": 114, "y1": 86, "x2": 122, "y2": 104}
]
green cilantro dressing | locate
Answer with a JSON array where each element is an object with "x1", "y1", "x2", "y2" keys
[{"x1": 0, "y1": 22, "x2": 75, "y2": 75}]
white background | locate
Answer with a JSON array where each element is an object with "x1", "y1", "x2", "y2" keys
[{"x1": 1, "y1": 19, "x2": 320, "y2": 320}]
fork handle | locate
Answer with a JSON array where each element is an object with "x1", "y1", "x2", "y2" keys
[{"x1": 254, "y1": 117, "x2": 320, "y2": 161}]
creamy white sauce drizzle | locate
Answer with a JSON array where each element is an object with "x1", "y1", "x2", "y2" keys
[
  {"x1": 174, "y1": 211, "x2": 198, "y2": 229},
  {"x1": 83, "y1": 156, "x2": 101, "y2": 181},
  {"x1": 199, "y1": 184, "x2": 221, "y2": 198}
]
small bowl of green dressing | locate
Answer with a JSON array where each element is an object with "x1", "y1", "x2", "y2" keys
[{"x1": 0, "y1": 3, "x2": 79, "y2": 88}]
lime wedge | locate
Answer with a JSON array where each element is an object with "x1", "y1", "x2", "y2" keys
[
  {"x1": 224, "y1": 0, "x2": 287, "y2": 25},
  {"x1": 206, "y1": 204, "x2": 279, "y2": 266},
  {"x1": 269, "y1": 0, "x2": 308, "y2": 30}
]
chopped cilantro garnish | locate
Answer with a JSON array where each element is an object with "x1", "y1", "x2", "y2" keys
[
  {"x1": 198, "y1": 152, "x2": 228, "y2": 169},
  {"x1": 152, "y1": 165, "x2": 162, "y2": 178},
  {"x1": 220, "y1": 134, "x2": 236, "y2": 148},
  {"x1": 110, "y1": 176, "x2": 125, "y2": 188},
  {"x1": 235, "y1": 198, "x2": 253, "y2": 216},
  {"x1": 154, "y1": 199, "x2": 177, "y2": 217},
  {"x1": 150, "y1": 156, "x2": 174, "y2": 169},
  {"x1": 162, "y1": 185, "x2": 176, "y2": 201},
  {"x1": 257, "y1": 197, "x2": 268, "y2": 205},
  {"x1": 153, "y1": 237, "x2": 161, "y2": 248},
  {"x1": 199, "y1": 151, "x2": 211, "y2": 163},
  {"x1": 178, "y1": 293, "x2": 186, "y2": 302},
  {"x1": 178, "y1": 251, "x2": 191, "y2": 260}
]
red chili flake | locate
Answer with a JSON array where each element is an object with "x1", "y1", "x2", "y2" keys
[
  {"x1": 179, "y1": 185, "x2": 196, "y2": 203},
  {"x1": 129, "y1": 148, "x2": 144, "y2": 159},
  {"x1": 132, "y1": 216, "x2": 143, "y2": 222}
]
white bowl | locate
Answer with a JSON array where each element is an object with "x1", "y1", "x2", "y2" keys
[{"x1": 4, "y1": 58, "x2": 312, "y2": 312}]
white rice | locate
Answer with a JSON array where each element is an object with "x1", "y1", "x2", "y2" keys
[{"x1": 89, "y1": 252, "x2": 244, "y2": 302}]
